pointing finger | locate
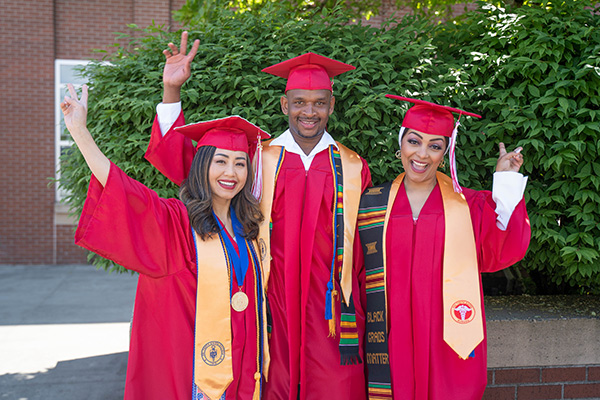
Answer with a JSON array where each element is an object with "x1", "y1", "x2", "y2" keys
[
  {"x1": 498, "y1": 142, "x2": 507, "y2": 158},
  {"x1": 80, "y1": 84, "x2": 88, "y2": 107},
  {"x1": 187, "y1": 39, "x2": 200, "y2": 61},
  {"x1": 67, "y1": 83, "x2": 78, "y2": 101},
  {"x1": 180, "y1": 31, "x2": 188, "y2": 55}
]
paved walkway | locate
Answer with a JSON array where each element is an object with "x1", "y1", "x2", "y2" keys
[{"x1": 0, "y1": 264, "x2": 138, "y2": 400}]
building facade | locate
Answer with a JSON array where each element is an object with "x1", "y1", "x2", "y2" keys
[{"x1": 0, "y1": 0, "x2": 185, "y2": 264}]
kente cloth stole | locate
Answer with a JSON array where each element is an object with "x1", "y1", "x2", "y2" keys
[
  {"x1": 358, "y1": 179, "x2": 397, "y2": 400},
  {"x1": 191, "y1": 228, "x2": 267, "y2": 400},
  {"x1": 258, "y1": 142, "x2": 363, "y2": 365},
  {"x1": 358, "y1": 173, "x2": 483, "y2": 399}
]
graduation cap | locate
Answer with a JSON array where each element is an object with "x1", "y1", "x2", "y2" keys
[
  {"x1": 262, "y1": 52, "x2": 355, "y2": 92},
  {"x1": 386, "y1": 95, "x2": 482, "y2": 193},
  {"x1": 175, "y1": 116, "x2": 271, "y2": 200}
]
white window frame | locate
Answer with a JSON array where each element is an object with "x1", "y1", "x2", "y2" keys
[{"x1": 54, "y1": 59, "x2": 91, "y2": 203}]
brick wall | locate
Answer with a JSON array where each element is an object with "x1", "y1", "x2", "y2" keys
[
  {"x1": 0, "y1": 0, "x2": 56, "y2": 263},
  {"x1": 55, "y1": 225, "x2": 88, "y2": 264},
  {"x1": 362, "y1": 0, "x2": 478, "y2": 28},
  {"x1": 484, "y1": 365, "x2": 600, "y2": 400},
  {"x1": 1, "y1": 0, "x2": 183, "y2": 265}
]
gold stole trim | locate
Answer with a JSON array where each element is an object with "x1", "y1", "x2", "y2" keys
[
  {"x1": 338, "y1": 143, "x2": 364, "y2": 305},
  {"x1": 193, "y1": 231, "x2": 269, "y2": 399},
  {"x1": 257, "y1": 142, "x2": 364, "y2": 306},
  {"x1": 437, "y1": 171, "x2": 483, "y2": 359},
  {"x1": 257, "y1": 142, "x2": 281, "y2": 287},
  {"x1": 193, "y1": 231, "x2": 233, "y2": 400},
  {"x1": 381, "y1": 172, "x2": 483, "y2": 359}
]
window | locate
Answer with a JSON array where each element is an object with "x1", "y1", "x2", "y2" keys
[{"x1": 54, "y1": 59, "x2": 90, "y2": 203}]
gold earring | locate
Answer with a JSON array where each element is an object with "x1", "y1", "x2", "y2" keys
[
  {"x1": 395, "y1": 150, "x2": 402, "y2": 160},
  {"x1": 440, "y1": 159, "x2": 446, "y2": 169}
]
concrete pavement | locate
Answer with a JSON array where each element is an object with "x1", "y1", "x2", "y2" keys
[{"x1": 0, "y1": 264, "x2": 138, "y2": 400}]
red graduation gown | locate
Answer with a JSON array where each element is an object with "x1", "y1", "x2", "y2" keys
[
  {"x1": 264, "y1": 150, "x2": 370, "y2": 400},
  {"x1": 379, "y1": 181, "x2": 530, "y2": 399},
  {"x1": 74, "y1": 163, "x2": 259, "y2": 400},
  {"x1": 145, "y1": 115, "x2": 372, "y2": 400}
]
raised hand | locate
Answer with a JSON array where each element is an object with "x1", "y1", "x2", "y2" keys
[
  {"x1": 60, "y1": 83, "x2": 110, "y2": 186},
  {"x1": 496, "y1": 142, "x2": 524, "y2": 173},
  {"x1": 162, "y1": 31, "x2": 200, "y2": 103},
  {"x1": 60, "y1": 83, "x2": 89, "y2": 135}
]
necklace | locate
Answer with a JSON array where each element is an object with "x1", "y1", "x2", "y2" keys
[{"x1": 214, "y1": 208, "x2": 250, "y2": 312}]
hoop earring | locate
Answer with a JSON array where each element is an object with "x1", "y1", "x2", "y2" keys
[
  {"x1": 395, "y1": 150, "x2": 402, "y2": 160},
  {"x1": 439, "y1": 159, "x2": 446, "y2": 169}
]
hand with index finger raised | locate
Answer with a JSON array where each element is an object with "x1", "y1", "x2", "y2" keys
[{"x1": 496, "y1": 142, "x2": 524, "y2": 173}]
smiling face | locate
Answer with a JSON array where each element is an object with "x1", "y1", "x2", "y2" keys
[
  {"x1": 400, "y1": 129, "x2": 448, "y2": 187},
  {"x1": 280, "y1": 88, "x2": 335, "y2": 151},
  {"x1": 208, "y1": 148, "x2": 248, "y2": 207}
]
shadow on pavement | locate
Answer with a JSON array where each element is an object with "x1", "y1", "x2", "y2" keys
[
  {"x1": 0, "y1": 265, "x2": 137, "y2": 326},
  {"x1": 0, "y1": 352, "x2": 127, "y2": 400}
]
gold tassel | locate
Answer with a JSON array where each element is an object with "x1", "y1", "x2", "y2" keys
[
  {"x1": 253, "y1": 372, "x2": 261, "y2": 400},
  {"x1": 328, "y1": 289, "x2": 338, "y2": 337}
]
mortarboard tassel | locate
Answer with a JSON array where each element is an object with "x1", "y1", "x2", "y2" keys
[
  {"x1": 449, "y1": 120, "x2": 463, "y2": 193},
  {"x1": 325, "y1": 279, "x2": 337, "y2": 337}
]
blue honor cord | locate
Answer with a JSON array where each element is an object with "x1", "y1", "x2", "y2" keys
[{"x1": 213, "y1": 208, "x2": 250, "y2": 290}]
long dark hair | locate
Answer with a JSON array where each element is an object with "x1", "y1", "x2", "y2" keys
[{"x1": 179, "y1": 146, "x2": 263, "y2": 241}]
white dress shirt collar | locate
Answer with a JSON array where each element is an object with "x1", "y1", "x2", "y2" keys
[{"x1": 270, "y1": 129, "x2": 338, "y2": 171}]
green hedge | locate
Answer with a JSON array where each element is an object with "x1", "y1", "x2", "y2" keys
[
  {"x1": 60, "y1": 1, "x2": 600, "y2": 294},
  {"x1": 433, "y1": 0, "x2": 600, "y2": 293}
]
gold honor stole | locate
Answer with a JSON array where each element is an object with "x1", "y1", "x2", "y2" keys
[
  {"x1": 436, "y1": 172, "x2": 484, "y2": 359},
  {"x1": 257, "y1": 141, "x2": 363, "y2": 328},
  {"x1": 192, "y1": 230, "x2": 270, "y2": 400}
]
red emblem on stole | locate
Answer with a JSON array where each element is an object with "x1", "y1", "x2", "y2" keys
[{"x1": 451, "y1": 300, "x2": 475, "y2": 324}]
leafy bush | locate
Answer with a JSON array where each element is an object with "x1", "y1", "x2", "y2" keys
[
  {"x1": 60, "y1": 5, "x2": 448, "y2": 272},
  {"x1": 60, "y1": 1, "x2": 600, "y2": 294},
  {"x1": 433, "y1": 0, "x2": 600, "y2": 293}
]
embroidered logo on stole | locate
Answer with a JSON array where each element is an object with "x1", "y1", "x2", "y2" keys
[{"x1": 201, "y1": 341, "x2": 226, "y2": 366}]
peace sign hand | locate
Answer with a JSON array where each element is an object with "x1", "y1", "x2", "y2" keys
[
  {"x1": 496, "y1": 142, "x2": 524, "y2": 173},
  {"x1": 60, "y1": 83, "x2": 89, "y2": 136},
  {"x1": 163, "y1": 31, "x2": 200, "y2": 91}
]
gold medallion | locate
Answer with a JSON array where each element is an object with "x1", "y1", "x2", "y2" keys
[{"x1": 231, "y1": 291, "x2": 249, "y2": 312}]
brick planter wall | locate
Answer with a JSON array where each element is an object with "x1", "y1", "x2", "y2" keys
[{"x1": 484, "y1": 365, "x2": 600, "y2": 400}]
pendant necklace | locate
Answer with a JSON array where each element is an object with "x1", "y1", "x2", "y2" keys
[{"x1": 216, "y1": 208, "x2": 250, "y2": 312}]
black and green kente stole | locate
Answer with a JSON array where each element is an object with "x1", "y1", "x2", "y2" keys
[
  {"x1": 328, "y1": 146, "x2": 361, "y2": 365},
  {"x1": 357, "y1": 182, "x2": 393, "y2": 399}
]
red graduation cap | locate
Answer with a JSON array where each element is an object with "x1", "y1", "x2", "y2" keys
[
  {"x1": 386, "y1": 95, "x2": 482, "y2": 193},
  {"x1": 175, "y1": 116, "x2": 270, "y2": 160},
  {"x1": 385, "y1": 95, "x2": 482, "y2": 137},
  {"x1": 262, "y1": 52, "x2": 355, "y2": 92},
  {"x1": 175, "y1": 116, "x2": 271, "y2": 200}
]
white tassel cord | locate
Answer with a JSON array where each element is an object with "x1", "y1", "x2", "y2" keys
[{"x1": 449, "y1": 120, "x2": 463, "y2": 194}]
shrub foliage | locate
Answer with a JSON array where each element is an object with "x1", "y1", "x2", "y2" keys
[
  {"x1": 60, "y1": 1, "x2": 600, "y2": 293},
  {"x1": 434, "y1": 0, "x2": 600, "y2": 292}
]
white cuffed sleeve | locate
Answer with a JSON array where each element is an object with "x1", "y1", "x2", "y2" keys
[
  {"x1": 492, "y1": 171, "x2": 528, "y2": 230},
  {"x1": 156, "y1": 102, "x2": 182, "y2": 136}
]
